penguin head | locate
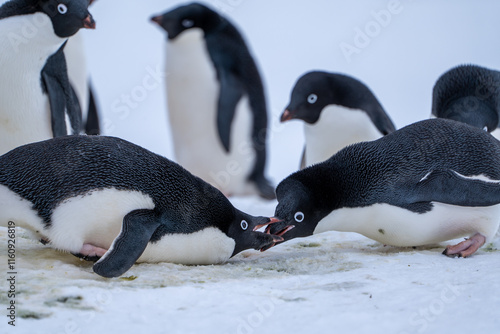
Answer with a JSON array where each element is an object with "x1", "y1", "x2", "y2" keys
[
  {"x1": 227, "y1": 211, "x2": 286, "y2": 257},
  {"x1": 33, "y1": 0, "x2": 96, "y2": 37},
  {"x1": 281, "y1": 71, "x2": 335, "y2": 125},
  {"x1": 432, "y1": 64, "x2": 500, "y2": 132},
  {"x1": 266, "y1": 171, "x2": 338, "y2": 242},
  {"x1": 151, "y1": 3, "x2": 220, "y2": 40}
]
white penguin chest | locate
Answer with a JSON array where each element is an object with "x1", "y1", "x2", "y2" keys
[
  {"x1": 165, "y1": 29, "x2": 254, "y2": 195},
  {"x1": 138, "y1": 227, "x2": 236, "y2": 265},
  {"x1": 304, "y1": 105, "x2": 382, "y2": 167},
  {"x1": 0, "y1": 13, "x2": 66, "y2": 155},
  {"x1": 314, "y1": 202, "x2": 500, "y2": 246}
]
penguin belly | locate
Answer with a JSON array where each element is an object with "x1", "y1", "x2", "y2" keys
[
  {"x1": 314, "y1": 202, "x2": 500, "y2": 247},
  {"x1": 166, "y1": 29, "x2": 255, "y2": 196},
  {"x1": 304, "y1": 105, "x2": 383, "y2": 167},
  {"x1": 138, "y1": 227, "x2": 236, "y2": 265},
  {"x1": 65, "y1": 32, "x2": 89, "y2": 120},
  {"x1": 0, "y1": 14, "x2": 63, "y2": 155}
]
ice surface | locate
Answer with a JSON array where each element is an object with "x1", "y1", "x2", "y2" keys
[{"x1": 1, "y1": 1, "x2": 500, "y2": 333}]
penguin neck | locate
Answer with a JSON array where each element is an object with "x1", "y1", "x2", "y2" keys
[{"x1": 0, "y1": 13, "x2": 66, "y2": 67}]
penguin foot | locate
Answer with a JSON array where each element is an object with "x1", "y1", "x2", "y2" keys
[
  {"x1": 72, "y1": 244, "x2": 108, "y2": 262},
  {"x1": 442, "y1": 233, "x2": 486, "y2": 258}
]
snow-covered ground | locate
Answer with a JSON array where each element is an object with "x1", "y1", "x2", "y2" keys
[{"x1": 1, "y1": 1, "x2": 500, "y2": 333}]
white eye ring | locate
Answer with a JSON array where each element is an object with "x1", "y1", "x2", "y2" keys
[
  {"x1": 57, "y1": 4, "x2": 68, "y2": 15},
  {"x1": 307, "y1": 94, "x2": 318, "y2": 104},
  {"x1": 241, "y1": 220, "x2": 249, "y2": 230},
  {"x1": 182, "y1": 19, "x2": 194, "y2": 28},
  {"x1": 294, "y1": 212, "x2": 304, "y2": 223}
]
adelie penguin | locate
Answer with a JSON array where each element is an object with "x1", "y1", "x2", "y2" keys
[
  {"x1": 432, "y1": 64, "x2": 500, "y2": 139},
  {"x1": 281, "y1": 71, "x2": 396, "y2": 168},
  {"x1": 0, "y1": 0, "x2": 96, "y2": 155},
  {"x1": 268, "y1": 119, "x2": 500, "y2": 257},
  {"x1": 0, "y1": 136, "x2": 286, "y2": 278},
  {"x1": 151, "y1": 2, "x2": 275, "y2": 199}
]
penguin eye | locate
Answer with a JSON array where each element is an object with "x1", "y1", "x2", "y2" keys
[
  {"x1": 307, "y1": 94, "x2": 318, "y2": 104},
  {"x1": 294, "y1": 212, "x2": 305, "y2": 223},
  {"x1": 240, "y1": 220, "x2": 249, "y2": 231},
  {"x1": 182, "y1": 19, "x2": 194, "y2": 28},
  {"x1": 57, "y1": 4, "x2": 68, "y2": 15}
]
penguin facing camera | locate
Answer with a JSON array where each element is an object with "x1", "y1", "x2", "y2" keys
[
  {"x1": 432, "y1": 64, "x2": 500, "y2": 139},
  {"x1": 268, "y1": 119, "x2": 500, "y2": 258},
  {"x1": 0, "y1": 136, "x2": 286, "y2": 278},
  {"x1": 151, "y1": 2, "x2": 275, "y2": 199},
  {"x1": 0, "y1": 0, "x2": 96, "y2": 155},
  {"x1": 281, "y1": 71, "x2": 396, "y2": 169}
]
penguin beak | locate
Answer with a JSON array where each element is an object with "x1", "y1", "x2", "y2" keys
[
  {"x1": 150, "y1": 15, "x2": 163, "y2": 26},
  {"x1": 83, "y1": 15, "x2": 96, "y2": 29},
  {"x1": 253, "y1": 217, "x2": 282, "y2": 232},
  {"x1": 280, "y1": 109, "x2": 294, "y2": 122}
]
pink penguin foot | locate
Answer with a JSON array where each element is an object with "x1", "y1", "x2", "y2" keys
[
  {"x1": 442, "y1": 233, "x2": 486, "y2": 258},
  {"x1": 72, "y1": 244, "x2": 108, "y2": 262}
]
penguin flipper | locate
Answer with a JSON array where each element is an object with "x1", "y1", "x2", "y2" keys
[
  {"x1": 300, "y1": 147, "x2": 307, "y2": 170},
  {"x1": 410, "y1": 170, "x2": 500, "y2": 207},
  {"x1": 85, "y1": 82, "x2": 100, "y2": 135},
  {"x1": 93, "y1": 209, "x2": 160, "y2": 278},
  {"x1": 42, "y1": 45, "x2": 82, "y2": 137},
  {"x1": 372, "y1": 110, "x2": 396, "y2": 135},
  {"x1": 217, "y1": 71, "x2": 245, "y2": 152}
]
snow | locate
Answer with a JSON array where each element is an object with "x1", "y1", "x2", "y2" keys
[{"x1": 1, "y1": 1, "x2": 500, "y2": 333}]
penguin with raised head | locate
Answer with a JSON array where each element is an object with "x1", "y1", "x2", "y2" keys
[
  {"x1": 432, "y1": 64, "x2": 500, "y2": 139},
  {"x1": 268, "y1": 119, "x2": 500, "y2": 257},
  {"x1": 281, "y1": 71, "x2": 396, "y2": 169},
  {"x1": 0, "y1": 0, "x2": 96, "y2": 155},
  {"x1": 65, "y1": 0, "x2": 100, "y2": 135},
  {"x1": 0, "y1": 135, "x2": 286, "y2": 278},
  {"x1": 151, "y1": 2, "x2": 275, "y2": 199}
]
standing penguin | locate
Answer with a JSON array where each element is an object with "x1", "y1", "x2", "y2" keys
[
  {"x1": 268, "y1": 119, "x2": 500, "y2": 257},
  {"x1": 0, "y1": 136, "x2": 286, "y2": 278},
  {"x1": 281, "y1": 71, "x2": 396, "y2": 168},
  {"x1": 432, "y1": 64, "x2": 500, "y2": 139},
  {"x1": 151, "y1": 2, "x2": 275, "y2": 199},
  {"x1": 65, "y1": 0, "x2": 100, "y2": 135},
  {"x1": 0, "y1": 0, "x2": 96, "y2": 155}
]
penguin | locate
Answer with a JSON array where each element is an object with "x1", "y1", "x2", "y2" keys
[
  {"x1": 151, "y1": 2, "x2": 275, "y2": 199},
  {"x1": 65, "y1": 0, "x2": 100, "y2": 135},
  {"x1": 0, "y1": 135, "x2": 286, "y2": 278},
  {"x1": 281, "y1": 71, "x2": 396, "y2": 169},
  {"x1": 0, "y1": 0, "x2": 96, "y2": 155},
  {"x1": 432, "y1": 64, "x2": 500, "y2": 139},
  {"x1": 268, "y1": 119, "x2": 500, "y2": 257}
]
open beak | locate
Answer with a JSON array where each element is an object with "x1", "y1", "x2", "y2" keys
[
  {"x1": 83, "y1": 15, "x2": 96, "y2": 29},
  {"x1": 253, "y1": 217, "x2": 282, "y2": 232},
  {"x1": 258, "y1": 218, "x2": 295, "y2": 252}
]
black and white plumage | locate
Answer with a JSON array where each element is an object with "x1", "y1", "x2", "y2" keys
[
  {"x1": 151, "y1": 2, "x2": 275, "y2": 199},
  {"x1": 65, "y1": 0, "x2": 100, "y2": 136},
  {"x1": 0, "y1": 0, "x2": 96, "y2": 155},
  {"x1": 281, "y1": 71, "x2": 396, "y2": 168},
  {"x1": 0, "y1": 135, "x2": 285, "y2": 278},
  {"x1": 432, "y1": 64, "x2": 500, "y2": 139},
  {"x1": 269, "y1": 119, "x2": 500, "y2": 257}
]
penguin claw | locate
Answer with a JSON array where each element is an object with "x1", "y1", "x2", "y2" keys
[{"x1": 442, "y1": 233, "x2": 486, "y2": 258}]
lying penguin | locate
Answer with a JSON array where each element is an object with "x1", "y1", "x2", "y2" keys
[
  {"x1": 268, "y1": 119, "x2": 500, "y2": 257},
  {"x1": 432, "y1": 64, "x2": 500, "y2": 139},
  {"x1": 0, "y1": 136, "x2": 285, "y2": 278},
  {"x1": 151, "y1": 2, "x2": 275, "y2": 199},
  {"x1": 281, "y1": 71, "x2": 395, "y2": 168}
]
